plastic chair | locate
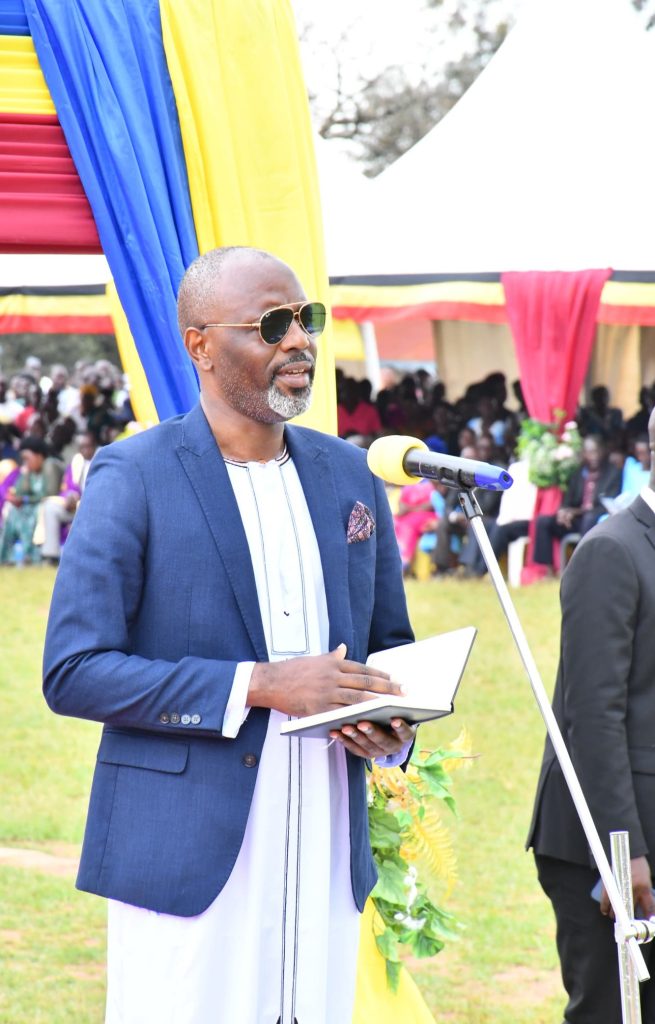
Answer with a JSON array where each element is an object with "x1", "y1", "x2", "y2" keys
[
  {"x1": 559, "y1": 532, "x2": 581, "y2": 572},
  {"x1": 507, "y1": 535, "x2": 530, "y2": 587}
]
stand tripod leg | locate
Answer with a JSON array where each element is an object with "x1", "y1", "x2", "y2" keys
[
  {"x1": 612, "y1": 832, "x2": 642, "y2": 1023},
  {"x1": 457, "y1": 491, "x2": 648, "y2": 985}
]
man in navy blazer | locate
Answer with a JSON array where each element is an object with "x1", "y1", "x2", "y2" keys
[{"x1": 43, "y1": 246, "x2": 414, "y2": 1023}]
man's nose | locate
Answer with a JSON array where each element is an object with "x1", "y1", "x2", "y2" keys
[{"x1": 279, "y1": 315, "x2": 312, "y2": 352}]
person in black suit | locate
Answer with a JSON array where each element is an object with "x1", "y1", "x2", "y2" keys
[
  {"x1": 527, "y1": 408, "x2": 655, "y2": 1023},
  {"x1": 532, "y1": 434, "x2": 622, "y2": 568}
]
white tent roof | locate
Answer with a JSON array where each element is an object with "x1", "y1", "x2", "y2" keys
[
  {"x1": 0, "y1": 254, "x2": 111, "y2": 287},
  {"x1": 330, "y1": 0, "x2": 655, "y2": 276},
  {"x1": 314, "y1": 136, "x2": 374, "y2": 277}
]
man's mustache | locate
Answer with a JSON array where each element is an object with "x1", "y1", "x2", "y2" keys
[{"x1": 275, "y1": 353, "x2": 316, "y2": 372}]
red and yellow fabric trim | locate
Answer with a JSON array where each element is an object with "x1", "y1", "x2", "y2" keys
[{"x1": 331, "y1": 276, "x2": 655, "y2": 327}]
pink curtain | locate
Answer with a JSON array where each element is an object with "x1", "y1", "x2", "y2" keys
[
  {"x1": 501, "y1": 269, "x2": 612, "y2": 582},
  {"x1": 502, "y1": 269, "x2": 612, "y2": 422}
]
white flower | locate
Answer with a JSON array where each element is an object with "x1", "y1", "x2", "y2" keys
[
  {"x1": 404, "y1": 866, "x2": 418, "y2": 908},
  {"x1": 393, "y1": 912, "x2": 427, "y2": 931}
]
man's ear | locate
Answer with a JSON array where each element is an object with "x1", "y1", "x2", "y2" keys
[{"x1": 184, "y1": 327, "x2": 212, "y2": 371}]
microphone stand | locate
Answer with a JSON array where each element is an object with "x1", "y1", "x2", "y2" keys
[{"x1": 457, "y1": 487, "x2": 654, "y2": 1023}]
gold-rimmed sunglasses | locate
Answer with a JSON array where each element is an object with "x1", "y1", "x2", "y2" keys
[{"x1": 198, "y1": 301, "x2": 326, "y2": 346}]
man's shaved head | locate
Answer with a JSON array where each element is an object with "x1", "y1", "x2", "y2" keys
[{"x1": 177, "y1": 246, "x2": 282, "y2": 336}]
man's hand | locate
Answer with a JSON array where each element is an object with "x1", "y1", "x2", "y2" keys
[
  {"x1": 600, "y1": 856, "x2": 655, "y2": 919},
  {"x1": 556, "y1": 507, "x2": 577, "y2": 529},
  {"x1": 249, "y1": 643, "x2": 405, "y2": 719},
  {"x1": 329, "y1": 717, "x2": 415, "y2": 760}
]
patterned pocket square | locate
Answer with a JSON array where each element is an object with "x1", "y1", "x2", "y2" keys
[{"x1": 347, "y1": 501, "x2": 376, "y2": 544}]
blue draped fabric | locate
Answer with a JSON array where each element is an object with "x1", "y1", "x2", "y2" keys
[
  {"x1": 0, "y1": 0, "x2": 29, "y2": 34},
  {"x1": 24, "y1": 0, "x2": 200, "y2": 420}
]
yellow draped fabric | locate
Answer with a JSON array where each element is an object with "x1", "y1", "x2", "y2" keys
[
  {"x1": 0, "y1": 291, "x2": 111, "y2": 320},
  {"x1": 107, "y1": 282, "x2": 159, "y2": 426},
  {"x1": 0, "y1": 33, "x2": 55, "y2": 115},
  {"x1": 352, "y1": 902, "x2": 437, "y2": 1023},
  {"x1": 330, "y1": 279, "x2": 507, "y2": 315},
  {"x1": 332, "y1": 318, "x2": 365, "y2": 362},
  {"x1": 159, "y1": 0, "x2": 336, "y2": 435}
]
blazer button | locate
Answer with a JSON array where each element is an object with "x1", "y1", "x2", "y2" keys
[
  {"x1": 159, "y1": 712, "x2": 170, "y2": 725},
  {"x1": 191, "y1": 714, "x2": 201, "y2": 725},
  {"x1": 170, "y1": 712, "x2": 181, "y2": 725},
  {"x1": 242, "y1": 753, "x2": 258, "y2": 768},
  {"x1": 181, "y1": 714, "x2": 191, "y2": 725}
]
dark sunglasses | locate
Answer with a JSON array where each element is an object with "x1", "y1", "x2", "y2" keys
[{"x1": 199, "y1": 300, "x2": 326, "y2": 346}]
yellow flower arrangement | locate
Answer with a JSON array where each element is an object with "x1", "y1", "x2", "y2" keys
[{"x1": 368, "y1": 728, "x2": 474, "y2": 988}]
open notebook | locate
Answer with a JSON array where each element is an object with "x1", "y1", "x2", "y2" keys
[{"x1": 280, "y1": 625, "x2": 477, "y2": 739}]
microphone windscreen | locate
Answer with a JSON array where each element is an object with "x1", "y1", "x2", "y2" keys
[{"x1": 367, "y1": 435, "x2": 428, "y2": 485}]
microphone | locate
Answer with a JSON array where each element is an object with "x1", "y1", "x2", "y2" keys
[{"x1": 367, "y1": 435, "x2": 513, "y2": 491}]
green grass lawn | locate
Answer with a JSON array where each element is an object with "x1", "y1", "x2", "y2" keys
[{"x1": 0, "y1": 568, "x2": 566, "y2": 1022}]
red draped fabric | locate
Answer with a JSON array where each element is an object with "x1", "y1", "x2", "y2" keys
[
  {"x1": 501, "y1": 269, "x2": 612, "y2": 582},
  {"x1": 0, "y1": 112, "x2": 101, "y2": 254},
  {"x1": 502, "y1": 269, "x2": 612, "y2": 423},
  {"x1": 0, "y1": 314, "x2": 113, "y2": 333}
]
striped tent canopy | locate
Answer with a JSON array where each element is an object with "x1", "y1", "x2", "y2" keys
[{"x1": 0, "y1": 284, "x2": 112, "y2": 334}]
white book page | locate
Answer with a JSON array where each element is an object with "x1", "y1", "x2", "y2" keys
[{"x1": 366, "y1": 625, "x2": 477, "y2": 709}]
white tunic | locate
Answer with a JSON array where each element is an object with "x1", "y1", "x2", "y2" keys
[{"x1": 106, "y1": 451, "x2": 361, "y2": 1024}]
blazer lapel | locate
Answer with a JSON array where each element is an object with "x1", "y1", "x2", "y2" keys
[
  {"x1": 285, "y1": 427, "x2": 353, "y2": 653},
  {"x1": 176, "y1": 405, "x2": 268, "y2": 662},
  {"x1": 630, "y1": 494, "x2": 655, "y2": 555}
]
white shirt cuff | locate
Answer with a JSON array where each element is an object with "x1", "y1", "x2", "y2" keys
[
  {"x1": 221, "y1": 662, "x2": 254, "y2": 738},
  {"x1": 375, "y1": 739, "x2": 413, "y2": 769}
]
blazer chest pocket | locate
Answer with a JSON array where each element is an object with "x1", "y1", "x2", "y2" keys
[
  {"x1": 98, "y1": 730, "x2": 189, "y2": 774},
  {"x1": 347, "y1": 537, "x2": 375, "y2": 629}
]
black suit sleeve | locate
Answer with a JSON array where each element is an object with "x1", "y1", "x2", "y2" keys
[{"x1": 559, "y1": 532, "x2": 647, "y2": 860}]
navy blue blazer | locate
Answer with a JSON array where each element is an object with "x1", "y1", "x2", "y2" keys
[{"x1": 43, "y1": 404, "x2": 413, "y2": 916}]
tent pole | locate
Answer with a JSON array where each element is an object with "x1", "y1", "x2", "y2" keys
[{"x1": 358, "y1": 320, "x2": 381, "y2": 395}]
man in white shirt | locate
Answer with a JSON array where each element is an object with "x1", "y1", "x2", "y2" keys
[{"x1": 43, "y1": 246, "x2": 415, "y2": 1024}]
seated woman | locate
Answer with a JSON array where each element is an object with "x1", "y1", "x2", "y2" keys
[
  {"x1": 0, "y1": 436, "x2": 56, "y2": 565},
  {"x1": 393, "y1": 479, "x2": 439, "y2": 574}
]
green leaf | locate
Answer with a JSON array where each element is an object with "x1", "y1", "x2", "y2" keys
[
  {"x1": 375, "y1": 926, "x2": 400, "y2": 962},
  {"x1": 385, "y1": 958, "x2": 402, "y2": 992},
  {"x1": 416, "y1": 749, "x2": 449, "y2": 767},
  {"x1": 368, "y1": 809, "x2": 402, "y2": 852},
  {"x1": 413, "y1": 932, "x2": 444, "y2": 958},
  {"x1": 372, "y1": 859, "x2": 409, "y2": 904},
  {"x1": 443, "y1": 795, "x2": 457, "y2": 816},
  {"x1": 395, "y1": 809, "x2": 413, "y2": 829}
]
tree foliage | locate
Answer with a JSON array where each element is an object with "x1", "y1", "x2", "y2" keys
[
  {"x1": 301, "y1": 0, "x2": 654, "y2": 177},
  {"x1": 0, "y1": 333, "x2": 119, "y2": 379},
  {"x1": 633, "y1": 0, "x2": 655, "y2": 29}
]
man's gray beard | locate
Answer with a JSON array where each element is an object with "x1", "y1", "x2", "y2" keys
[{"x1": 266, "y1": 381, "x2": 312, "y2": 420}]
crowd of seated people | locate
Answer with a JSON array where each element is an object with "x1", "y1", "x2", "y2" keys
[
  {"x1": 337, "y1": 366, "x2": 655, "y2": 580},
  {"x1": 3, "y1": 354, "x2": 653, "y2": 576},
  {"x1": 0, "y1": 356, "x2": 135, "y2": 566}
]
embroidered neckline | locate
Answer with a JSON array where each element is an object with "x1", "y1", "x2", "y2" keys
[{"x1": 223, "y1": 445, "x2": 289, "y2": 468}]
